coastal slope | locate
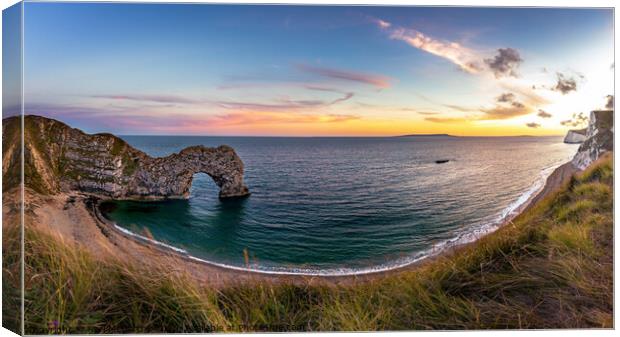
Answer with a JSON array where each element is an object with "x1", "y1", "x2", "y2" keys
[
  {"x1": 4, "y1": 153, "x2": 612, "y2": 332},
  {"x1": 571, "y1": 110, "x2": 614, "y2": 169},
  {"x1": 563, "y1": 128, "x2": 587, "y2": 143}
]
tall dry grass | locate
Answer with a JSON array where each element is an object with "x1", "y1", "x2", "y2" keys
[{"x1": 3, "y1": 153, "x2": 613, "y2": 332}]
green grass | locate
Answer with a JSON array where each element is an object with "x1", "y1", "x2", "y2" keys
[
  {"x1": 3, "y1": 153, "x2": 613, "y2": 333},
  {"x1": 2, "y1": 200, "x2": 22, "y2": 334},
  {"x1": 2, "y1": 117, "x2": 22, "y2": 193},
  {"x1": 122, "y1": 152, "x2": 139, "y2": 176}
]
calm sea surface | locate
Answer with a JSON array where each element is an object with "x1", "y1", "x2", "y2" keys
[{"x1": 101, "y1": 136, "x2": 578, "y2": 274}]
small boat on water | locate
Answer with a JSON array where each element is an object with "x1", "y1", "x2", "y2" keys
[{"x1": 435, "y1": 159, "x2": 450, "y2": 164}]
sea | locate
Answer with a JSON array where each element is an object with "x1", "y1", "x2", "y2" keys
[{"x1": 100, "y1": 136, "x2": 578, "y2": 275}]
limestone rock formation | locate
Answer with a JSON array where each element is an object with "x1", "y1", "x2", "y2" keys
[
  {"x1": 563, "y1": 128, "x2": 587, "y2": 144},
  {"x1": 571, "y1": 110, "x2": 613, "y2": 170},
  {"x1": 2, "y1": 115, "x2": 250, "y2": 199}
]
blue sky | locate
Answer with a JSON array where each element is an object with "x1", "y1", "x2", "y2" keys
[
  {"x1": 4, "y1": 3, "x2": 614, "y2": 135},
  {"x1": 2, "y1": 2, "x2": 21, "y2": 117}
]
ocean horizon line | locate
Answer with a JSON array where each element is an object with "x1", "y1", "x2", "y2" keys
[{"x1": 115, "y1": 134, "x2": 566, "y2": 138}]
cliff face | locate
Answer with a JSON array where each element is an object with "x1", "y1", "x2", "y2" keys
[
  {"x1": 2, "y1": 115, "x2": 250, "y2": 199},
  {"x1": 563, "y1": 128, "x2": 587, "y2": 144},
  {"x1": 571, "y1": 110, "x2": 613, "y2": 170}
]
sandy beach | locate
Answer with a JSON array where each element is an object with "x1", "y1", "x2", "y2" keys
[{"x1": 9, "y1": 159, "x2": 578, "y2": 288}]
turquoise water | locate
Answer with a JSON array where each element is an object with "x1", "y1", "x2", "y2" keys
[{"x1": 101, "y1": 136, "x2": 577, "y2": 274}]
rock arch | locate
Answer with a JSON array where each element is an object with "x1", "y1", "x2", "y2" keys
[
  {"x1": 6, "y1": 115, "x2": 250, "y2": 200},
  {"x1": 137, "y1": 145, "x2": 251, "y2": 199}
]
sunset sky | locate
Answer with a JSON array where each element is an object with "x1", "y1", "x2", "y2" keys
[{"x1": 4, "y1": 3, "x2": 614, "y2": 136}]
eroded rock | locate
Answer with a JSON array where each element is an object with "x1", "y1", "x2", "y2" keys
[
  {"x1": 563, "y1": 128, "x2": 587, "y2": 144},
  {"x1": 2, "y1": 115, "x2": 250, "y2": 199},
  {"x1": 570, "y1": 110, "x2": 613, "y2": 170}
]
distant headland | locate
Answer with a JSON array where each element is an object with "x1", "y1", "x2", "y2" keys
[{"x1": 394, "y1": 133, "x2": 455, "y2": 138}]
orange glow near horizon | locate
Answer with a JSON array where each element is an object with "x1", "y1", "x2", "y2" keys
[
  {"x1": 20, "y1": 6, "x2": 613, "y2": 137},
  {"x1": 193, "y1": 117, "x2": 570, "y2": 137}
]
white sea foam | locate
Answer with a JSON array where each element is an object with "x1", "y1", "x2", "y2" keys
[
  {"x1": 110, "y1": 161, "x2": 565, "y2": 277},
  {"x1": 114, "y1": 224, "x2": 188, "y2": 254}
]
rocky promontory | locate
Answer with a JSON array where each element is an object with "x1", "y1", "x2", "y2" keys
[
  {"x1": 570, "y1": 110, "x2": 613, "y2": 170},
  {"x1": 2, "y1": 115, "x2": 250, "y2": 199},
  {"x1": 563, "y1": 128, "x2": 587, "y2": 144}
]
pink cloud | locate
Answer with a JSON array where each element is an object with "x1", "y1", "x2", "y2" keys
[
  {"x1": 208, "y1": 111, "x2": 360, "y2": 126},
  {"x1": 91, "y1": 85, "x2": 355, "y2": 113},
  {"x1": 425, "y1": 116, "x2": 471, "y2": 124},
  {"x1": 374, "y1": 18, "x2": 392, "y2": 29},
  {"x1": 91, "y1": 94, "x2": 201, "y2": 104},
  {"x1": 297, "y1": 64, "x2": 391, "y2": 89},
  {"x1": 389, "y1": 27, "x2": 483, "y2": 74},
  {"x1": 215, "y1": 91, "x2": 354, "y2": 111},
  {"x1": 374, "y1": 18, "x2": 525, "y2": 79}
]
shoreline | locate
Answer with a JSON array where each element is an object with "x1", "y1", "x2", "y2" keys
[{"x1": 83, "y1": 159, "x2": 578, "y2": 281}]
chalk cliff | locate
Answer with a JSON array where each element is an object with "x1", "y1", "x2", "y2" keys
[
  {"x1": 563, "y1": 128, "x2": 587, "y2": 144},
  {"x1": 570, "y1": 110, "x2": 613, "y2": 170},
  {"x1": 2, "y1": 115, "x2": 250, "y2": 199}
]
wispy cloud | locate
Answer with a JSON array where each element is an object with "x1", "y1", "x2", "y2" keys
[
  {"x1": 23, "y1": 103, "x2": 213, "y2": 133},
  {"x1": 208, "y1": 111, "x2": 360, "y2": 126},
  {"x1": 426, "y1": 103, "x2": 533, "y2": 122},
  {"x1": 91, "y1": 85, "x2": 355, "y2": 113},
  {"x1": 414, "y1": 93, "x2": 483, "y2": 114},
  {"x1": 368, "y1": 16, "x2": 392, "y2": 29},
  {"x1": 560, "y1": 112, "x2": 588, "y2": 127},
  {"x1": 303, "y1": 84, "x2": 355, "y2": 104},
  {"x1": 499, "y1": 81, "x2": 550, "y2": 106},
  {"x1": 297, "y1": 64, "x2": 391, "y2": 88},
  {"x1": 496, "y1": 92, "x2": 516, "y2": 103},
  {"x1": 422, "y1": 89, "x2": 534, "y2": 122},
  {"x1": 553, "y1": 72, "x2": 578, "y2": 95},
  {"x1": 484, "y1": 48, "x2": 523, "y2": 78},
  {"x1": 372, "y1": 18, "x2": 523, "y2": 78},
  {"x1": 303, "y1": 84, "x2": 348, "y2": 93},
  {"x1": 425, "y1": 116, "x2": 471, "y2": 124},
  {"x1": 443, "y1": 104, "x2": 480, "y2": 113},
  {"x1": 330, "y1": 92, "x2": 355, "y2": 105},
  {"x1": 605, "y1": 95, "x2": 614, "y2": 109},
  {"x1": 388, "y1": 27, "x2": 483, "y2": 74},
  {"x1": 25, "y1": 102, "x2": 132, "y2": 118},
  {"x1": 354, "y1": 101, "x2": 438, "y2": 114},
  {"x1": 23, "y1": 102, "x2": 360, "y2": 134},
  {"x1": 481, "y1": 104, "x2": 533, "y2": 120},
  {"x1": 425, "y1": 102, "x2": 533, "y2": 123},
  {"x1": 537, "y1": 109, "x2": 552, "y2": 118},
  {"x1": 216, "y1": 83, "x2": 264, "y2": 90},
  {"x1": 215, "y1": 92, "x2": 354, "y2": 111},
  {"x1": 480, "y1": 91, "x2": 532, "y2": 119},
  {"x1": 492, "y1": 91, "x2": 527, "y2": 110},
  {"x1": 417, "y1": 85, "x2": 540, "y2": 121},
  {"x1": 526, "y1": 122, "x2": 541, "y2": 128},
  {"x1": 91, "y1": 94, "x2": 201, "y2": 104}
]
